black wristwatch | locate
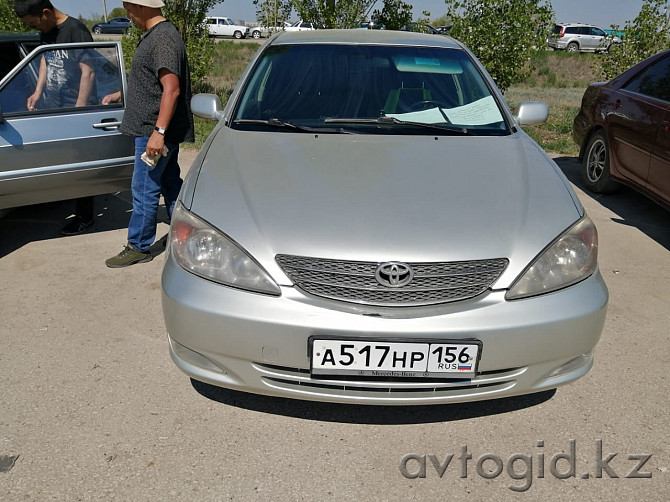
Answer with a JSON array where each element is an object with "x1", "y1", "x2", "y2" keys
[{"x1": 154, "y1": 126, "x2": 166, "y2": 135}]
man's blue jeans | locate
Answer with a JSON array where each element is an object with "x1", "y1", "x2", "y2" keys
[{"x1": 128, "y1": 136, "x2": 182, "y2": 252}]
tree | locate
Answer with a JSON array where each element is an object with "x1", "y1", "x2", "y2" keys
[
  {"x1": 122, "y1": 0, "x2": 223, "y2": 91},
  {"x1": 254, "y1": 0, "x2": 293, "y2": 28},
  {"x1": 371, "y1": 0, "x2": 412, "y2": 30},
  {"x1": 444, "y1": 0, "x2": 553, "y2": 92},
  {"x1": 594, "y1": 0, "x2": 670, "y2": 80},
  {"x1": 0, "y1": 0, "x2": 31, "y2": 31},
  {"x1": 291, "y1": 0, "x2": 375, "y2": 28},
  {"x1": 109, "y1": 7, "x2": 127, "y2": 18}
]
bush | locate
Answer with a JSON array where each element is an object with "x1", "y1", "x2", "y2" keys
[
  {"x1": 445, "y1": 0, "x2": 553, "y2": 92},
  {"x1": 594, "y1": 0, "x2": 670, "y2": 80}
]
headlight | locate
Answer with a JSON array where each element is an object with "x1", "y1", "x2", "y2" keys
[
  {"x1": 169, "y1": 202, "x2": 281, "y2": 296},
  {"x1": 506, "y1": 216, "x2": 598, "y2": 300}
]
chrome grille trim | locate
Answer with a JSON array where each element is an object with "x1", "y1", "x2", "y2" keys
[
  {"x1": 253, "y1": 362, "x2": 525, "y2": 390},
  {"x1": 275, "y1": 255, "x2": 508, "y2": 306}
]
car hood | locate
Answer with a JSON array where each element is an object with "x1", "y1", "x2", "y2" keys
[{"x1": 187, "y1": 128, "x2": 582, "y2": 288}]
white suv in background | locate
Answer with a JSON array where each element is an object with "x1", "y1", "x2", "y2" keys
[
  {"x1": 547, "y1": 23, "x2": 621, "y2": 53},
  {"x1": 206, "y1": 17, "x2": 249, "y2": 39}
]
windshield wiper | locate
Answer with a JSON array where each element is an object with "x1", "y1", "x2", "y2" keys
[
  {"x1": 233, "y1": 118, "x2": 355, "y2": 134},
  {"x1": 324, "y1": 116, "x2": 471, "y2": 135},
  {"x1": 233, "y1": 118, "x2": 310, "y2": 131}
]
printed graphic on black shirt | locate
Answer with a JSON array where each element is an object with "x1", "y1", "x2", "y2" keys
[{"x1": 43, "y1": 48, "x2": 92, "y2": 108}]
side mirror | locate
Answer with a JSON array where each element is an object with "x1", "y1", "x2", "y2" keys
[
  {"x1": 515, "y1": 101, "x2": 548, "y2": 126},
  {"x1": 191, "y1": 93, "x2": 223, "y2": 121}
]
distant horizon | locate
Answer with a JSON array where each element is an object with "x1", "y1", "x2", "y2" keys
[{"x1": 57, "y1": 1, "x2": 647, "y2": 30}]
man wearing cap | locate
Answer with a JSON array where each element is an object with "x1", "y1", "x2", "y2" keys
[{"x1": 104, "y1": 0, "x2": 194, "y2": 268}]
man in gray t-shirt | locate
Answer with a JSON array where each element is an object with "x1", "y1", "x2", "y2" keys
[{"x1": 104, "y1": 0, "x2": 194, "y2": 268}]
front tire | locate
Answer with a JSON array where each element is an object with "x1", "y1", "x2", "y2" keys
[
  {"x1": 93, "y1": 26, "x2": 102, "y2": 34},
  {"x1": 252, "y1": 30, "x2": 261, "y2": 39},
  {"x1": 583, "y1": 131, "x2": 618, "y2": 193},
  {"x1": 234, "y1": 30, "x2": 243, "y2": 39}
]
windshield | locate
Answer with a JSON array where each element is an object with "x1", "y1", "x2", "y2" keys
[{"x1": 232, "y1": 44, "x2": 510, "y2": 135}]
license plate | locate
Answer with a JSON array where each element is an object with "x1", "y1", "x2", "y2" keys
[{"x1": 310, "y1": 339, "x2": 481, "y2": 378}]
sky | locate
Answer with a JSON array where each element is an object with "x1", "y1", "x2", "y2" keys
[{"x1": 55, "y1": 1, "x2": 650, "y2": 30}]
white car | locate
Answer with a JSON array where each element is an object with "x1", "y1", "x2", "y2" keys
[
  {"x1": 248, "y1": 21, "x2": 291, "y2": 39},
  {"x1": 284, "y1": 20, "x2": 318, "y2": 32},
  {"x1": 206, "y1": 17, "x2": 249, "y2": 39}
]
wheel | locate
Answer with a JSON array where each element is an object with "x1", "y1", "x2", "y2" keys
[
  {"x1": 93, "y1": 26, "x2": 102, "y2": 34},
  {"x1": 252, "y1": 30, "x2": 261, "y2": 39},
  {"x1": 566, "y1": 42, "x2": 579, "y2": 53},
  {"x1": 234, "y1": 30, "x2": 243, "y2": 39},
  {"x1": 583, "y1": 130, "x2": 618, "y2": 193}
]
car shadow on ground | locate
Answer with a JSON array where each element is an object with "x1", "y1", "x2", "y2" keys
[
  {"x1": 191, "y1": 379, "x2": 556, "y2": 424},
  {"x1": 553, "y1": 156, "x2": 670, "y2": 250},
  {"x1": 0, "y1": 191, "x2": 171, "y2": 258}
]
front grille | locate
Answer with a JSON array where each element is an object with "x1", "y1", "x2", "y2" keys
[{"x1": 276, "y1": 255, "x2": 508, "y2": 306}]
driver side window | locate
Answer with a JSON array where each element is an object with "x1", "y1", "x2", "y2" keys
[{"x1": 0, "y1": 45, "x2": 123, "y2": 115}]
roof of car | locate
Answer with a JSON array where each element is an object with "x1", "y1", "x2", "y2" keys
[
  {"x1": 0, "y1": 31, "x2": 40, "y2": 42},
  {"x1": 556, "y1": 22, "x2": 598, "y2": 27},
  {"x1": 270, "y1": 29, "x2": 462, "y2": 48}
]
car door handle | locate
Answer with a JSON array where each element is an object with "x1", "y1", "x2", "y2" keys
[
  {"x1": 93, "y1": 120, "x2": 122, "y2": 130},
  {"x1": 613, "y1": 99, "x2": 623, "y2": 109}
]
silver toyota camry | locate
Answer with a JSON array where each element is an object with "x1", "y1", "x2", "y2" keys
[{"x1": 162, "y1": 30, "x2": 608, "y2": 405}]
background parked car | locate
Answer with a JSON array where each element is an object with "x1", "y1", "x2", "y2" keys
[
  {"x1": 573, "y1": 49, "x2": 670, "y2": 210},
  {"x1": 547, "y1": 23, "x2": 621, "y2": 53},
  {"x1": 284, "y1": 20, "x2": 319, "y2": 32},
  {"x1": 357, "y1": 20, "x2": 385, "y2": 30},
  {"x1": 248, "y1": 21, "x2": 291, "y2": 39},
  {"x1": 400, "y1": 22, "x2": 441, "y2": 34},
  {"x1": 91, "y1": 17, "x2": 131, "y2": 35},
  {"x1": 206, "y1": 17, "x2": 249, "y2": 39},
  {"x1": 0, "y1": 41, "x2": 133, "y2": 209}
]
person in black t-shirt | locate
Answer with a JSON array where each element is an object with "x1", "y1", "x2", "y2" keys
[
  {"x1": 14, "y1": 0, "x2": 96, "y2": 235},
  {"x1": 15, "y1": 0, "x2": 95, "y2": 110}
]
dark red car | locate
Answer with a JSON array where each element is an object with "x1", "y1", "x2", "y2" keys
[{"x1": 573, "y1": 49, "x2": 670, "y2": 210}]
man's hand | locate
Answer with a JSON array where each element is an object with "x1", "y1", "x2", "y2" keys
[
  {"x1": 146, "y1": 130, "x2": 166, "y2": 158},
  {"x1": 27, "y1": 92, "x2": 40, "y2": 111},
  {"x1": 102, "y1": 91, "x2": 122, "y2": 105}
]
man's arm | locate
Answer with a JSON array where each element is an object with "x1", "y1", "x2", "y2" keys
[
  {"x1": 27, "y1": 55, "x2": 47, "y2": 111},
  {"x1": 145, "y1": 68, "x2": 180, "y2": 157},
  {"x1": 75, "y1": 61, "x2": 95, "y2": 107}
]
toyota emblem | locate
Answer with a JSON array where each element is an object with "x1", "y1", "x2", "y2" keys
[{"x1": 375, "y1": 262, "x2": 413, "y2": 288}]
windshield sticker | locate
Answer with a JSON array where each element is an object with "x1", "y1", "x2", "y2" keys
[
  {"x1": 388, "y1": 108, "x2": 447, "y2": 124},
  {"x1": 442, "y1": 96, "x2": 503, "y2": 125},
  {"x1": 388, "y1": 96, "x2": 503, "y2": 126}
]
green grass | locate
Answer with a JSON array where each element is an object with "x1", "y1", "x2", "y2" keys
[
  {"x1": 185, "y1": 41, "x2": 260, "y2": 149},
  {"x1": 506, "y1": 82, "x2": 590, "y2": 156}
]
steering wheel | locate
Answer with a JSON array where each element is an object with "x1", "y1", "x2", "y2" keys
[{"x1": 407, "y1": 100, "x2": 452, "y2": 111}]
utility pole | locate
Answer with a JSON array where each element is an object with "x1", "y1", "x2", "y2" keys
[{"x1": 102, "y1": 0, "x2": 108, "y2": 22}]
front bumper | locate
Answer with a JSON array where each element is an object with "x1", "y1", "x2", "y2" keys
[{"x1": 162, "y1": 255, "x2": 608, "y2": 405}]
